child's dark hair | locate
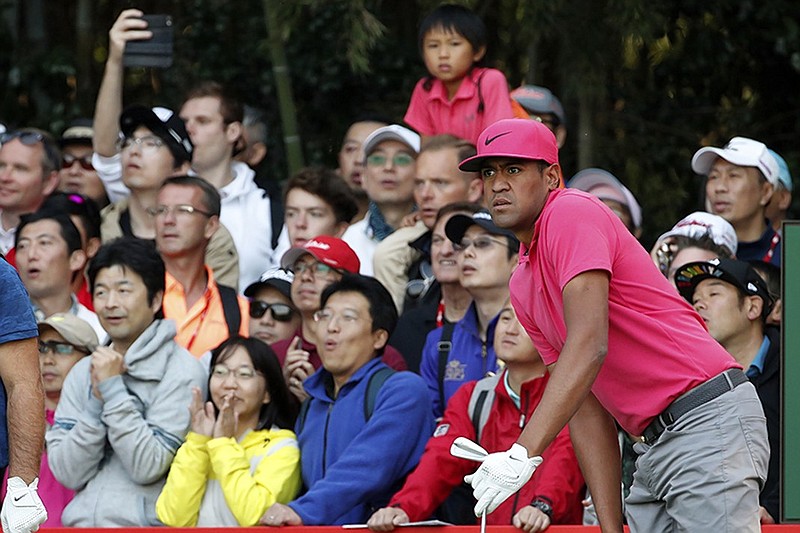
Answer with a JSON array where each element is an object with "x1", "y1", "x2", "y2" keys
[
  {"x1": 419, "y1": 4, "x2": 488, "y2": 94},
  {"x1": 209, "y1": 336, "x2": 298, "y2": 430},
  {"x1": 418, "y1": 4, "x2": 487, "y2": 59}
]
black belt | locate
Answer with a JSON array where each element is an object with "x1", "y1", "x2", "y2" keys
[{"x1": 641, "y1": 368, "x2": 748, "y2": 445}]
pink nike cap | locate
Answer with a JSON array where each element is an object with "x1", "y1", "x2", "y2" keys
[{"x1": 459, "y1": 118, "x2": 559, "y2": 172}]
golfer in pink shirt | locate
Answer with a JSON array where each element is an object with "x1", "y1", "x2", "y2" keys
[{"x1": 456, "y1": 119, "x2": 769, "y2": 533}]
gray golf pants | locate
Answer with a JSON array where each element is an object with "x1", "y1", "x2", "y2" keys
[{"x1": 626, "y1": 381, "x2": 768, "y2": 532}]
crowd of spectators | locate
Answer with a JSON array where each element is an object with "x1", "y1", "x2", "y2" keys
[{"x1": 0, "y1": 3, "x2": 793, "y2": 531}]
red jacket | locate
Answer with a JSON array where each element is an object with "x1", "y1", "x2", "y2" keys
[{"x1": 389, "y1": 370, "x2": 584, "y2": 525}]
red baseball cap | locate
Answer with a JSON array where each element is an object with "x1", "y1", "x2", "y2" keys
[
  {"x1": 280, "y1": 235, "x2": 360, "y2": 274},
  {"x1": 459, "y1": 119, "x2": 559, "y2": 172}
]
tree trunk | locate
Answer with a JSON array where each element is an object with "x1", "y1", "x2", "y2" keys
[{"x1": 261, "y1": 0, "x2": 304, "y2": 174}]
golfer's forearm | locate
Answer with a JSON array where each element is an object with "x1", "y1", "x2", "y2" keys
[{"x1": 516, "y1": 346, "x2": 603, "y2": 456}]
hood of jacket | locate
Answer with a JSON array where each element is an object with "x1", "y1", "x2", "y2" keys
[{"x1": 123, "y1": 319, "x2": 184, "y2": 381}]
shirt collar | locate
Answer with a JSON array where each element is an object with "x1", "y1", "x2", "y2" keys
[{"x1": 746, "y1": 335, "x2": 770, "y2": 379}]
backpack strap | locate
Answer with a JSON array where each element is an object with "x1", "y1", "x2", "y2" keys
[
  {"x1": 296, "y1": 366, "x2": 396, "y2": 434},
  {"x1": 436, "y1": 321, "x2": 456, "y2": 412},
  {"x1": 364, "y1": 366, "x2": 397, "y2": 421},
  {"x1": 217, "y1": 284, "x2": 241, "y2": 337},
  {"x1": 467, "y1": 373, "x2": 501, "y2": 442}
]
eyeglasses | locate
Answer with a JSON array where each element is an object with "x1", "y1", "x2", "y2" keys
[
  {"x1": 249, "y1": 301, "x2": 296, "y2": 321},
  {"x1": 453, "y1": 236, "x2": 510, "y2": 253},
  {"x1": 117, "y1": 135, "x2": 165, "y2": 153},
  {"x1": 291, "y1": 261, "x2": 340, "y2": 277},
  {"x1": 146, "y1": 204, "x2": 213, "y2": 218},
  {"x1": 62, "y1": 153, "x2": 94, "y2": 170},
  {"x1": 366, "y1": 153, "x2": 415, "y2": 167},
  {"x1": 406, "y1": 260, "x2": 435, "y2": 300},
  {"x1": 38, "y1": 340, "x2": 89, "y2": 357},
  {"x1": 313, "y1": 309, "x2": 365, "y2": 326},
  {"x1": 210, "y1": 364, "x2": 261, "y2": 380}
]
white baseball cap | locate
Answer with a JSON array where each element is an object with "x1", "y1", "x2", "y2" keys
[
  {"x1": 362, "y1": 124, "x2": 420, "y2": 160},
  {"x1": 691, "y1": 137, "x2": 779, "y2": 186},
  {"x1": 657, "y1": 211, "x2": 738, "y2": 256}
]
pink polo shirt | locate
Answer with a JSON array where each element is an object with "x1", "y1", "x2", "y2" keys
[
  {"x1": 509, "y1": 189, "x2": 739, "y2": 435},
  {"x1": 404, "y1": 67, "x2": 514, "y2": 144}
]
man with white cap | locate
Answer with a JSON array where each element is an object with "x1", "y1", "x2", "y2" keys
[
  {"x1": 342, "y1": 125, "x2": 420, "y2": 275},
  {"x1": 244, "y1": 267, "x2": 300, "y2": 346},
  {"x1": 568, "y1": 168, "x2": 642, "y2": 238},
  {"x1": 57, "y1": 119, "x2": 108, "y2": 209},
  {"x1": 649, "y1": 211, "x2": 738, "y2": 286},
  {"x1": 454, "y1": 118, "x2": 767, "y2": 533},
  {"x1": 692, "y1": 136, "x2": 781, "y2": 265}
]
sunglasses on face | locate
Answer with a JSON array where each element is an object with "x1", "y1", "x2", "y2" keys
[
  {"x1": 38, "y1": 340, "x2": 89, "y2": 357},
  {"x1": 249, "y1": 301, "x2": 296, "y2": 321},
  {"x1": 62, "y1": 153, "x2": 94, "y2": 170}
]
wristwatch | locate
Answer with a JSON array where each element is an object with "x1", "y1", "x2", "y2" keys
[{"x1": 530, "y1": 497, "x2": 553, "y2": 518}]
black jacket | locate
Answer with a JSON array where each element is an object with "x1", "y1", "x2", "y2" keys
[{"x1": 751, "y1": 325, "x2": 780, "y2": 521}]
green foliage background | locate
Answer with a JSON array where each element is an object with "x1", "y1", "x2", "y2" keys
[{"x1": 1, "y1": 0, "x2": 799, "y2": 245}]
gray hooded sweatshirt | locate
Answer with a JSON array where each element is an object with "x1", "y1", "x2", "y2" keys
[{"x1": 46, "y1": 319, "x2": 207, "y2": 526}]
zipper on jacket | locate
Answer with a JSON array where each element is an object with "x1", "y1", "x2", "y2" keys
[{"x1": 321, "y1": 402, "x2": 334, "y2": 476}]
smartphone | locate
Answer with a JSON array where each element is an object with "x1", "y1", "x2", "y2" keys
[{"x1": 123, "y1": 14, "x2": 174, "y2": 68}]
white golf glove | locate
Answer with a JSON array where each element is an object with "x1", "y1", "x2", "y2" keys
[
  {"x1": 1, "y1": 477, "x2": 47, "y2": 533},
  {"x1": 464, "y1": 443, "x2": 543, "y2": 516}
]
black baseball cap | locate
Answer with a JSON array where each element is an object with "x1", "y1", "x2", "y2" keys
[
  {"x1": 675, "y1": 257, "x2": 773, "y2": 313},
  {"x1": 445, "y1": 209, "x2": 520, "y2": 249},
  {"x1": 243, "y1": 267, "x2": 294, "y2": 299},
  {"x1": 120, "y1": 105, "x2": 193, "y2": 163}
]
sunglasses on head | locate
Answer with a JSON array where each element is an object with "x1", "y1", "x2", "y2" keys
[
  {"x1": 62, "y1": 153, "x2": 94, "y2": 170},
  {"x1": 249, "y1": 301, "x2": 296, "y2": 321},
  {"x1": 1, "y1": 130, "x2": 61, "y2": 170},
  {"x1": 0, "y1": 130, "x2": 45, "y2": 146}
]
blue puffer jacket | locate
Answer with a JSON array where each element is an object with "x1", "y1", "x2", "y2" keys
[
  {"x1": 290, "y1": 358, "x2": 434, "y2": 525},
  {"x1": 420, "y1": 302, "x2": 501, "y2": 418}
]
